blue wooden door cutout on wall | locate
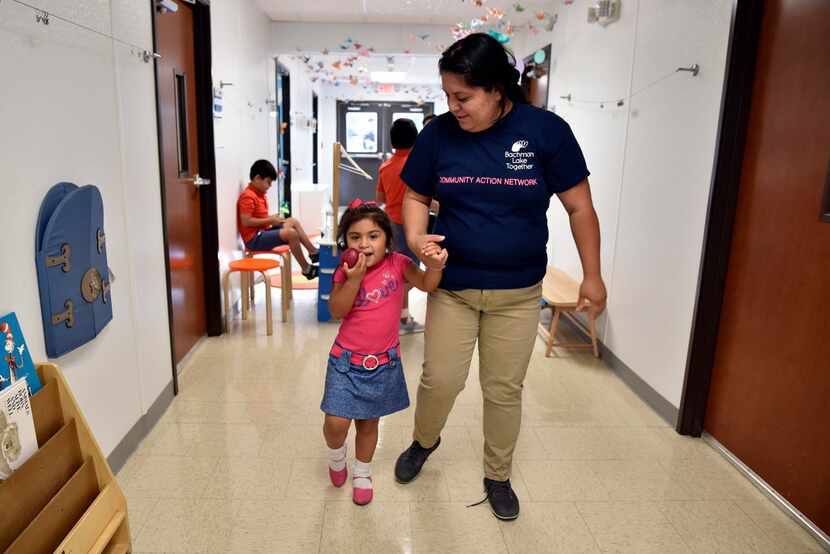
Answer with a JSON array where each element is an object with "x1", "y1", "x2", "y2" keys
[{"x1": 35, "y1": 182, "x2": 113, "y2": 358}]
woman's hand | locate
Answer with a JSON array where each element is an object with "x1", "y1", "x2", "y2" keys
[
  {"x1": 413, "y1": 233, "x2": 445, "y2": 262},
  {"x1": 343, "y1": 253, "x2": 367, "y2": 282},
  {"x1": 576, "y1": 275, "x2": 607, "y2": 319},
  {"x1": 422, "y1": 245, "x2": 448, "y2": 270}
]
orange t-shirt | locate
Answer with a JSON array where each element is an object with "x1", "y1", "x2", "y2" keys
[
  {"x1": 237, "y1": 184, "x2": 269, "y2": 243},
  {"x1": 376, "y1": 148, "x2": 411, "y2": 225}
]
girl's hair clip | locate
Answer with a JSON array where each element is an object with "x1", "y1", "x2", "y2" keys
[{"x1": 347, "y1": 198, "x2": 379, "y2": 210}]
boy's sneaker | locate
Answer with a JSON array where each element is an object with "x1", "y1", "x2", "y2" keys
[
  {"x1": 394, "y1": 437, "x2": 441, "y2": 483},
  {"x1": 483, "y1": 478, "x2": 520, "y2": 520},
  {"x1": 302, "y1": 265, "x2": 319, "y2": 280},
  {"x1": 399, "y1": 317, "x2": 425, "y2": 335}
]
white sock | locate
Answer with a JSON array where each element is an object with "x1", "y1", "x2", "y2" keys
[
  {"x1": 400, "y1": 308, "x2": 410, "y2": 320},
  {"x1": 353, "y1": 460, "x2": 373, "y2": 489},
  {"x1": 328, "y1": 443, "x2": 347, "y2": 471}
]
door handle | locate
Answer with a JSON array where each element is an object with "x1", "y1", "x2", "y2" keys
[{"x1": 187, "y1": 174, "x2": 211, "y2": 188}]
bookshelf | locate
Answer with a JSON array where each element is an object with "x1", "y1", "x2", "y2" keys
[{"x1": 0, "y1": 363, "x2": 131, "y2": 553}]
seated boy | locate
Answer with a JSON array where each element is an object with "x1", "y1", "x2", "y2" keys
[{"x1": 238, "y1": 160, "x2": 319, "y2": 280}]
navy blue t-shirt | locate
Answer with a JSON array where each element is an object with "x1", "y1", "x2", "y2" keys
[{"x1": 401, "y1": 103, "x2": 590, "y2": 291}]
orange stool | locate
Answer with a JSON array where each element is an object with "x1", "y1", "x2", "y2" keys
[
  {"x1": 222, "y1": 258, "x2": 284, "y2": 336},
  {"x1": 245, "y1": 244, "x2": 293, "y2": 302}
]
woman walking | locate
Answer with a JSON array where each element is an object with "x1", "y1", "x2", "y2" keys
[{"x1": 394, "y1": 33, "x2": 607, "y2": 521}]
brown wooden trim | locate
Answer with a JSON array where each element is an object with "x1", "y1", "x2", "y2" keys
[
  {"x1": 676, "y1": 2, "x2": 765, "y2": 436},
  {"x1": 192, "y1": 2, "x2": 222, "y2": 337}
]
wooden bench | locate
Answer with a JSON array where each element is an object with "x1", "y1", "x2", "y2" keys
[{"x1": 537, "y1": 266, "x2": 600, "y2": 358}]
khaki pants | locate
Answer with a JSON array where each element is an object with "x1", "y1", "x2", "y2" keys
[{"x1": 413, "y1": 283, "x2": 542, "y2": 481}]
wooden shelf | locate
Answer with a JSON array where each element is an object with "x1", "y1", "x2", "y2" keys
[{"x1": 0, "y1": 363, "x2": 132, "y2": 553}]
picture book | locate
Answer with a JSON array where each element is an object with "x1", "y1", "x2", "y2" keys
[
  {"x1": 0, "y1": 312, "x2": 43, "y2": 395},
  {"x1": 0, "y1": 377, "x2": 38, "y2": 479}
]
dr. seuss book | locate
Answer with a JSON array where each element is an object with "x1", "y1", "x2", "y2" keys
[
  {"x1": 0, "y1": 377, "x2": 38, "y2": 479},
  {"x1": 0, "y1": 312, "x2": 43, "y2": 395}
]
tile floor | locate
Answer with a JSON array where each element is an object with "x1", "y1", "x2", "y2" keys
[{"x1": 118, "y1": 290, "x2": 826, "y2": 554}]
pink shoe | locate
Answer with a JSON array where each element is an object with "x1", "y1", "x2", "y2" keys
[
  {"x1": 352, "y1": 478, "x2": 373, "y2": 505},
  {"x1": 329, "y1": 466, "x2": 347, "y2": 488}
]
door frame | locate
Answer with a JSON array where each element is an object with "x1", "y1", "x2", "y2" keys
[
  {"x1": 676, "y1": 2, "x2": 765, "y2": 436},
  {"x1": 312, "y1": 92, "x2": 319, "y2": 185},
  {"x1": 151, "y1": 0, "x2": 222, "y2": 395},
  {"x1": 276, "y1": 61, "x2": 292, "y2": 215}
]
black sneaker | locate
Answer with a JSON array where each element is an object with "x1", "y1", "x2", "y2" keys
[
  {"x1": 394, "y1": 438, "x2": 441, "y2": 483},
  {"x1": 302, "y1": 265, "x2": 319, "y2": 280},
  {"x1": 309, "y1": 251, "x2": 320, "y2": 264},
  {"x1": 483, "y1": 478, "x2": 520, "y2": 520}
]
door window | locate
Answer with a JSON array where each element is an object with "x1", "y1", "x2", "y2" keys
[{"x1": 345, "y1": 112, "x2": 379, "y2": 153}]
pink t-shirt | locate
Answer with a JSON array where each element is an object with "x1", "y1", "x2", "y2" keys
[{"x1": 333, "y1": 252, "x2": 412, "y2": 353}]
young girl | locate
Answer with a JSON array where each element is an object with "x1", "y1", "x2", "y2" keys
[{"x1": 321, "y1": 198, "x2": 447, "y2": 505}]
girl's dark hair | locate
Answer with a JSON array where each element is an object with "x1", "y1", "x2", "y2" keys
[
  {"x1": 336, "y1": 201, "x2": 395, "y2": 252},
  {"x1": 439, "y1": 33, "x2": 527, "y2": 117}
]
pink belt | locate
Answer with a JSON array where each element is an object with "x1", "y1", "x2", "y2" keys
[{"x1": 330, "y1": 343, "x2": 397, "y2": 370}]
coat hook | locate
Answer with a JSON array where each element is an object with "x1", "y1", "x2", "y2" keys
[
  {"x1": 35, "y1": 10, "x2": 50, "y2": 25},
  {"x1": 560, "y1": 93, "x2": 572, "y2": 101},
  {"x1": 677, "y1": 63, "x2": 700, "y2": 76},
  {"x1": 219, "y1": 81, "x2": 235, "y2": 88}
]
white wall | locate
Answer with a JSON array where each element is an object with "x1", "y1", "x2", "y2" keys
[
  {"x1": 0, "y1": 0, "x2": 171, "y2": 455},
  {"x1": 212, "y1": 0, "x2": 275, "y2": 275},
  {"x1": 517, "y1": 0, "x2": 732, "y2": 408}
]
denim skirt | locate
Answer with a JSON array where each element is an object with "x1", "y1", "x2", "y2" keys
[{"x1": 320, "y1": 345, "x2": 410, "y2": 420}]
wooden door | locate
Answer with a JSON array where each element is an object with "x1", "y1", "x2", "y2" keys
[
  {"x1": 705, "y1": 0, "x2": 830, "y2": 534},
  {"x1": 156, "y1": 1, "x2": 207, "y2": 364}
]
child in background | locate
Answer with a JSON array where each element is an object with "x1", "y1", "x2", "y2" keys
[
  {"x1": 376, "y1": 118, "x2": 424, "y2": 334},
  {"x1": 321, "y1": 199, "x2": 447, "y2": 505},
  {"x1": 237, "y1": 159, "x2": 319, "y2": 280}
]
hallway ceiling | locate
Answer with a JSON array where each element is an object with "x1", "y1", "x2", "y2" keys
[{"x1": 256, "y1": 0, "x2": 540, "y2": 25}]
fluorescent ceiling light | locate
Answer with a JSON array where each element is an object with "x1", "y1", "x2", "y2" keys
[{"x1": 371, "y1": 71, "x2": 406, "y2": 83}]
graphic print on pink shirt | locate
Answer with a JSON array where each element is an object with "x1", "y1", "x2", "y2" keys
[{"x1": 333, "y1": 252, "x2": 412, "y2": 354}]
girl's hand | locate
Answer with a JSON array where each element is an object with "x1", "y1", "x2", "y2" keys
[
  {"x1": 343, "y1": 253, "x2": 367, "y2": 282},
  {"x1": 576, "y1": 275, "x2": 607, "y2": 319},
  {"x1": 423, "y1": 246, "x2": 448, "y2": 270}
]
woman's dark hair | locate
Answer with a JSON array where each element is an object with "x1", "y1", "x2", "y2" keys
[
  {"x1": 439, "y1": 33, "x2": 527, "y2": 117},
  {"x1": 336, "y1": 201, "x2": 395, "y2": 252},
  {"x1": 250, "y1": 159, "x2": 278, "y2": 181}
]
